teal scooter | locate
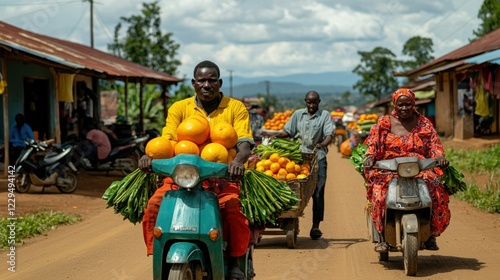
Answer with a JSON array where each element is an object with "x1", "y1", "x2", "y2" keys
[{"x1": 151, "y1": 154, "x2": 254, "y2": 280}]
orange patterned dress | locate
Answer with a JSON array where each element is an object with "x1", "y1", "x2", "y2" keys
[{"x1": 363, "y1": 113, "x2": 451, "y2": 237}]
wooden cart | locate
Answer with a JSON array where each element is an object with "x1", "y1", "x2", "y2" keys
[{"x1": 260, "y1": 152, "x2": 319, "y2": 248}]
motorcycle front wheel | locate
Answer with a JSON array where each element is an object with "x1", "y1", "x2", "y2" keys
[
  {"x1": 57, "y1": 172, "x2": 78, "y2": 193},
  {"x1": 168, "y1": 262, "x2": 201, "y2": 280},
  {"x1": 15, "y1": 172, "x2": 31, "y2": 193},
  {"x1": 403, "y1": 232, "x2": 419, "y2": 276}
]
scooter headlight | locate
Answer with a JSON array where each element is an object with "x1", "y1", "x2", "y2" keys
[
  {"x1": 173, "y1": 164, "x2": 200, "y2": 189},
  {"x1": 397, "y1": 162, "x2": 420, "y2": 178}
]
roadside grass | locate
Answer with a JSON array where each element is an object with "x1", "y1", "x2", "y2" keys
[
  {"x1": 0, "y1": 211, "x2": 81, "y2": 248},
  {"x1": 447, "y1": 144, "x2": 500, "y2": 213}
]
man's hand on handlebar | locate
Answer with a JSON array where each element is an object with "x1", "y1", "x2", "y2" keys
[
  {"x1": 139, "y1": 155, "x2": 153, "y2": 173},
  {"x1": 228, "y1": 160, "x2": 245, "y2": 182}
]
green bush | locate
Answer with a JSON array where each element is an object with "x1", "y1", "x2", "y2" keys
[
  {"x1": 447, "y1": 144, "x2": 500, "y2": 213},
  {"x1": 0, "y1": 212, "x2": 81, "y2": 248}
]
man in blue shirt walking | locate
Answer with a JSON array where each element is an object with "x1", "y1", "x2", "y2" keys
[{"x1": 264, "y1": 91, "x2": 334, "y2": 240}]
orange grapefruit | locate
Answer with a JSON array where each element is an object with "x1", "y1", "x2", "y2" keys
[
  {"x1": 177, "y1": 116, "x2": 210, "y2": 145},
  {"x1": 200, "y1": 142, "x2": 228, "y2": 163},
  {"x1": 174, "y1": 140, "x2": 200, "y2": 155},
  {"x1": 145, "y1": 137, "x2": 173, "y2": 159},
  {"x1": 210, "y1": 122, "x2": 238, "y2": 149}
]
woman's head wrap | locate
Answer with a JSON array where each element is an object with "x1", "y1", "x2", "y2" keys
[
  {"x1": 392, "y1": 88, "x2": 415, "y2": 104},
  {"x1": 391, "y1": 88, "x2": 416, "y2": 118}
]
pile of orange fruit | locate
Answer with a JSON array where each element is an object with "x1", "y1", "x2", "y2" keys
[
  {"x1": 145, "y1": 115, "x2": 238, "y2": 164},
  {"x1": 254, "y1": 152, "x2": 311, "y2": 181},
  {"x1": 262, "y1": 109, "x2": 293, "y2": 131}
]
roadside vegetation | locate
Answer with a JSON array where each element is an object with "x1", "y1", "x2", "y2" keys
[
  {"x1": 0, "y1": 211, "x2": 81, "y2": 248},
  {"x1": 446, "y1": 144, "x2": 500, "y2": 213}
]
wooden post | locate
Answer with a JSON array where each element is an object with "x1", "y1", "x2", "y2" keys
[
  {"x1": 2, "y1": 56, "x2": 9, "y2": 176},
  {"x1": 49, "y1": 68, "x2": 61, "y2": 143},
  {"x1": 139, "y1": 79, "x2": 144, "y2": 134},
  {"x1": 124, "y1": 77, "x2": 129, "y2": 121}
]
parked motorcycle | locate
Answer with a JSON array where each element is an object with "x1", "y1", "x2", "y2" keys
[
  {"x1": 151, "y1": 154, "x2": 255, "y2": 280},
  {"x1": 366, "y1": 156, "x2": 436, "y2": 276},
  {"x1": 15, "y1": 138, "x2": 79, "y2": 193},
  {"x1": 73, "y1": 134, "x2": 149, "y2": 176}
]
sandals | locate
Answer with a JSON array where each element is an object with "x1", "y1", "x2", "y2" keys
[
  {"x1": 229, "y1": 267, "x2": 246, "y2": 280},
  {"x1": 374, "y1": 242, "x2": 389, "y2": 253},
  {"x1": 424, "y1": 237, "x2": 440, "y2": 250}
]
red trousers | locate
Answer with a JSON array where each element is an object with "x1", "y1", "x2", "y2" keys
[{"x1": 142, "y1": 177, "x2": 250, "y2": 257}]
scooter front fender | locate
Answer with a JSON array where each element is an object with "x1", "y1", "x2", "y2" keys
[
  {"x1": 167, "y1": 242, "x2": 206, "y2": 269},
  {"x1": 401, "y1": 214, "x2": 419, "y2": 233}
]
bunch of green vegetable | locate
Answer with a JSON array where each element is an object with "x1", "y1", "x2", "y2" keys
[
  {"x1": 240, "y1": 168, "x2": 300, "y2": 227},
  {"x1": 348, "y1": 143, "x2": 368, "y2": 180},
  {"x1": 102, "y1": 169, "x2": 157, "y2": 224},
  {"x1": 254, "y1": 138, "x2": 303, "y2": 163},
  {"x1": 441, "y1": 166, "x2": 467, "y2": 195}
]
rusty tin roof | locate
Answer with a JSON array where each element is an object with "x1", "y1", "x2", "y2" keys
[
  {"x1": 0, "y1": 21, "x2": 183, "y2": 85},
  {"x1": 396, "y1": 28, "x2": 500, "y2": 77}
]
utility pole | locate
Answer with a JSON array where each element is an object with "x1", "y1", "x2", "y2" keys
[
  {"x1": 265, "y1": 80, "x2": 270, "y2": 98},
  {"x1": 90, "y1": 0, "x2": 94, "y2": 48},
  {"x1": 229, "y1": 70, "x2": 233, "y2": 97},
  {"x1": 83, "y1": 0, "x2": 94, "y2": 48}
]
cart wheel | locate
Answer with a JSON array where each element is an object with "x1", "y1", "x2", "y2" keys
[{"x1": 285, "y1": 218, "x2": 298, "y2": 249}]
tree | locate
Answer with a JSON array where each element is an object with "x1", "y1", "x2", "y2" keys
[
  {"x1": 401, "y1": 36, "x2": 434, "y2": 71},
  {"x1": 108, "y1": 1, "x2": 181, "y2": 75},
  {"x1": 352, "y1": 47, "x2": 399, "y2": 101},
  {"x1": 472, "y1": 0, "x2": 500, "y2": 40},
  {"x1": 107, "y1": 1, "x2": 181, "y2": 132}
]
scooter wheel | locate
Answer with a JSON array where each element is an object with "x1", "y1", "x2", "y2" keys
[
  {"x1": 168, "y1": 262, "x2": 201, "y2": 280},
  {"x1": 57, "y1": 173, "x2": 78, "y2": 193},
  {"x1": 15, "y1": 172, "x2": 31, "y2": 193}
]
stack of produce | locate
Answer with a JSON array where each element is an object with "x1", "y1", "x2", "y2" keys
[
  {"x1": 102, "y1": 116, "x2": 242, "y2": 223},
  {"x1": 348, "y1": 144, "x2": 467, "y2": 194},
  {"x1": 262, "y1": 110, "x2": 293, "y2": 131},
  {"x1": 346, "y1": 121, "x2": 362, "y2": 134},
  {"x1": 357, "y1": 113, "x2": 378, "y2": 132},
  {"x1": 142, "y1": 116, "x2": 239, "y2": 164},
  {"x1": 252, "y1": 139, "x2": 309, "y2": 181},
  {"x1": 102, "y1": 169, "x2": 157, "y2": 224},
  {"x1": 330, "y1": 110, "x2": 345, "y2": 124},
  {"x1": 240, "y1": 168, "x2": 300, "y2": 227},
  {"x1": 253, "y1": 138, "x2": 302, "y2": 163},
  {"x1": 253, "y1": 152, "x2": 311, "y2": 181}
]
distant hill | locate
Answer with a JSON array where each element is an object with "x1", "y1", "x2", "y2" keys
[
  {"x1": 221, "y1": 81, "x2": 353, "y2": 98},
  {"x1": 219, "y1": 71, "x2": 360, "y2": 98},
  {"x1": 172, "y1": 70, "x2": 365, "y2": 110},
  {"x1": 221, "y1": 71, "x2": 359, "y2": 87}
]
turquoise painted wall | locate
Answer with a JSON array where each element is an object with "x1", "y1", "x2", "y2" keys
[{"x1": 0, "y1": 60, "x2": 54, "y2": 143}]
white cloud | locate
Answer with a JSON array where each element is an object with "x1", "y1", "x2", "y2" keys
[{"x1": 0, "y1": 0, "x2": 483, "y2": 79}]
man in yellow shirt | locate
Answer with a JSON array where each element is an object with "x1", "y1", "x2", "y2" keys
[{"x1": 139, "y1": 60, "x2": 254, "y2": 280}]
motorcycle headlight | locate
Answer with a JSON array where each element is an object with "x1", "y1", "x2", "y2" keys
[
  {"x1": 173, "y1": 164, "x2": 200, "y2": 189},
  {"x1": 397, "y1": 162, "x2": 420, "y2": 178}
]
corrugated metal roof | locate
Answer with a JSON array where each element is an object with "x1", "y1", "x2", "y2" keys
[
  {"x1": 0, "y1": 21, "x2": 183, "y2": 84},
  {"x1": 396, "y1": 27, "x2": 500, "y2": 77},
  {"x1": 465, "y1": 48, "x2": 500, "y2": 64}
]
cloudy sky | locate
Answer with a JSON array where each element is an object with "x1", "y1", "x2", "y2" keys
[{"x1": 1, "y1": 0, "x2": 483, "y2": 81}]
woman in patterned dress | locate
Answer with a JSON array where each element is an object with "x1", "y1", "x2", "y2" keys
[{"x1": 363, "y1": 88, "x2": 451, "y2": 253}]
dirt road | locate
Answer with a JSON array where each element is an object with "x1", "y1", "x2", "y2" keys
[{"x1": 1, "y1": 150, "x2": 500, "y2": 279}]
